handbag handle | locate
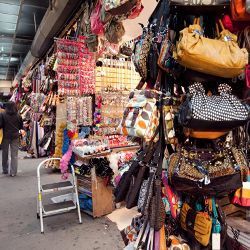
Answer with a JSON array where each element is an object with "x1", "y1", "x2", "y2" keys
[{"x1": 193, "y1": 17, "x2": 200, "y2": 25}]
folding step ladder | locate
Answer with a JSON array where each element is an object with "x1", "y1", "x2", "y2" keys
[{"x1": 37, "y1": 158, "x2": 82, "y2": 233}]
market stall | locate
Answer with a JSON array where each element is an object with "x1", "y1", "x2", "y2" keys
[{"x1": 10, "y1": 0, "x2": 250, "y2": 249}]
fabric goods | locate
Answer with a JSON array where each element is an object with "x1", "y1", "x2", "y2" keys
[
  {"x1": 175, "y1": 19, "x2": 248, "y2": 78},
  {"x1": 231, "y1": 0, "x2": 250, "y2": 21},
  {"x1": 120, "y1": 89, "x2": 159, "y2": 141},
  {"x1": 90, "y1": 0, "x2": 104, "y2": 35},
  {"x1": 178, "y1": 83, "x2": 249, "y2": 131}
]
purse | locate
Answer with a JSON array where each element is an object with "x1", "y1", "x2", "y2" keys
[
  {"x1": 168, "y1": 145, "x2": 247, "y2": 197},
  {"x1": 180, "y1": 202, "x2": 212, "y2": 247},
  {"x1": 175, "y1": 18, "x2": 248, "y2": 78},
  {"x1": 104, "y1": 20, "x2": 125, "y2": 44},
  {"x1": 163, "y1": 96, "x2": 180, "y2": 145},
  {"x1": 119, "y1": 88, "x2": 160, "y2": 141},
  {"x1": 133, "y1": 30, "x2": 153, "y2": 80},
  {"x1": 231, "y1": 0, "x2": 250, "y2": 21},
  {"x1": 178, "y1": 83, "x2": 249, "y2": 131},
  {"x1": 103, "y1": 0, "x2": 138, "y2": 16}
]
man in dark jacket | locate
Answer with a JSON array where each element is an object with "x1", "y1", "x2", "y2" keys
[{"x1": 0, "y1": 102, "x2": 23, "y2": 176}]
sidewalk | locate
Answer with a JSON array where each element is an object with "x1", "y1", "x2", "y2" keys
[{"x1": 0, "y1": 152, "x2": 123, "y2": 250}]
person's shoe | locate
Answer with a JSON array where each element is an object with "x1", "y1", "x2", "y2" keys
[
  {"x1": 10, "y1": 174, "x2": 16, "y2": 177},
  {"x1": 2, "y1": 172, "x2": 8, "y2": 175}
]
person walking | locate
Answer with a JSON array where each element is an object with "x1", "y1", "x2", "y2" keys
[{"x1": 0, "y1": 102, "x2": 23, "y2": 176}]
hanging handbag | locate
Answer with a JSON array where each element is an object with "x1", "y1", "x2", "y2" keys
[
  {"x1": 103, "y1": 0, "x2": 138, "y2": 16},
  {"x1": 119, "y1": 88, "x2": 160, "y2": 141},
  {"x1": 104, "y1": 20, "x2": 125, "y2": 44},
  {"x1": 231, "y1": 170, "x2": 250, "y2": 207},
  {"x1": 231, "y1": 0, "x2": 250, "y2": 21},
  {"x1": 175, "y1": 18, "x2": 248, "y2": 78},
  {"x1": 168, "y1": 145, "x2": 247, "y2": 197},
  {"x1": 90, "y1": 0, "x2": 104, "y2": 35},
  {"x1": 157, "y1": 28, "x2": 176, "y2": 73},
  {"x1": 178, "y1": 83, "x2": 250, "y2": 131},
  {"x1": 181, "y1": 202, "x2": 212, "y2": 247},
  {"x1": 133, "y1": 30, "x2": 153, "y2": 80},
  {"x1": 162, "y1": 96, "x2": 180, "y2": 145}
]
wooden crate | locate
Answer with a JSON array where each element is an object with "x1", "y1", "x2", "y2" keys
[{"x1": 77, "y1": 168, "x2": 114, "y2": 218}]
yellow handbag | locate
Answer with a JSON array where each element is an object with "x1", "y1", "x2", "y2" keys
[
  {"x1": 180, "y1": 203, "x2": 212, "y2": 247},
  {"x1": 175, "y1": 18, "x2": 248, "y2": 78},
  {"x1": 0, "y1": 129, "x2": 2, "y2": 144}
]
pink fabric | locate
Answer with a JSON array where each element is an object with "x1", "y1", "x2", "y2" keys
[
  {"x1": 246, "y1": 65, "x2": 250, "y2": 88},
  {"x1": 90, "y1": 0, "x2": 104, "y2": 35},
  {"x1": 154, "y1": 230, "x2": 160, "y2": 250},
  {"x1": 128, "y1": 1, "x2": 144, "y2": 19}
]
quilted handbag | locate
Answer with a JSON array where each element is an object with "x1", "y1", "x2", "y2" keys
[
  {"x1": 104, "y1": 0, "x2": 138, "y2": 16},
  {"x1": 119, "y1": 89, "x2": 159, "y2": 141},
  {"x1": 178, "y1": 83, "x2": 249, "y2": 131},
  {"x1": 168, "y1": 145, "x2": 247, "y2": 197},
  {"x1": 231, "y1": 0, "x2": 250, "y2": 21},
  {"x1": 180, "y1": 202, "x2": 212, "y2": 247},
  {"x1": 175, "y1": 19, "x2": 248, "y2": 78},
  {"x1": 133, "y1": 31, "x2": 153, "y2": 80}
]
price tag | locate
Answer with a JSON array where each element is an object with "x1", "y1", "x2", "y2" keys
[{"x1": 212, "y1": 233, "x2": 220, "y2": 250}]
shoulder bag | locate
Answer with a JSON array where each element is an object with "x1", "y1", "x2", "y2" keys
[
  {"x1": 175, "y1": 18, "x2": 248, "y2": 78},
  {"x1": 119, "y1": 76, "x2": 161, "y2": 141},
  {"x1": 178, "y1": 83, "x2": 249, "y2": 131},
  {"x1": 168, "y1": 145, "x2": 248, "y2": 197}
]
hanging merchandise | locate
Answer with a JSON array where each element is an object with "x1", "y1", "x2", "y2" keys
[
  {"x1": 175, "y1": 18, "x2": 248, "y2": 78},
  {"x1": 168, "y1": 143, "x2": 248, "y2": 196},
  {"x1": 133, "y1": 29, "x2": 153, "y2": 80},
  {"x1": 119, "y1": 88, "x2": 159, "y2": 141},
  {"x1": 180, "y1": 201, "x2": 212, "y2": 247},
  {"x1": 231, "y1": 170, "x2": 250, "y2": 207},
  {"x1": 231, "y1": 0, "x2": 250, "y2": 21},
  {"x1": 56, "y1": 38, "x2": 95, "y2": 96},
  {"x1": 178, "y1": 83, "x2": 250, "y2": 131},
  {"x1": 103, "y1": 0, "x2": 138, "y2": 16},
  {"x1": 104, "y1": 20, "x2": 125, "y2": 44},
  {"x1": 90, "y1": 0, "x2": 104, "y2": 35}
]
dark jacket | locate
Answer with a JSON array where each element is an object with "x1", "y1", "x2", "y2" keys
[{"x1": 0, "y1": 102, "x2": 23, "y2": 139}]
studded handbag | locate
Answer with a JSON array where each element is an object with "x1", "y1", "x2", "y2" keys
[
  {"x1": 168, "y1": 145, "x2": 248, "y2": 196},
  {"x1": 178, "y1": 83, "x2": 249, "y2": 131}
]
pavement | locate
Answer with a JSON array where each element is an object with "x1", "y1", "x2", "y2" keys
[{"x1": 0, "y1": 152, "x2": 124, "y2": 250}]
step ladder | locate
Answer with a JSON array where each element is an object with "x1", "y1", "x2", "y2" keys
[{"x1": 37, "y1": 158, "x2": 82, "y2": 233}]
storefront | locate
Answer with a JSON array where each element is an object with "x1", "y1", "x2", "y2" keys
[{"x1": 9, "y1": 0, "x2": 250, "y2": 249}]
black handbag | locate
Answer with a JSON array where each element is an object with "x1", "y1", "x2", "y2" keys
[
  {"x1": 178, "y1": 83, "x2": 250, "y2": 131},
  {"x1": 168, "y1": 145, "x2": 246, "y2": 197}
]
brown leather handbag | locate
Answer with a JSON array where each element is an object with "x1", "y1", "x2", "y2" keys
[{"x1": 175, "y1": 18, "x2": 248, "y2": 78}]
